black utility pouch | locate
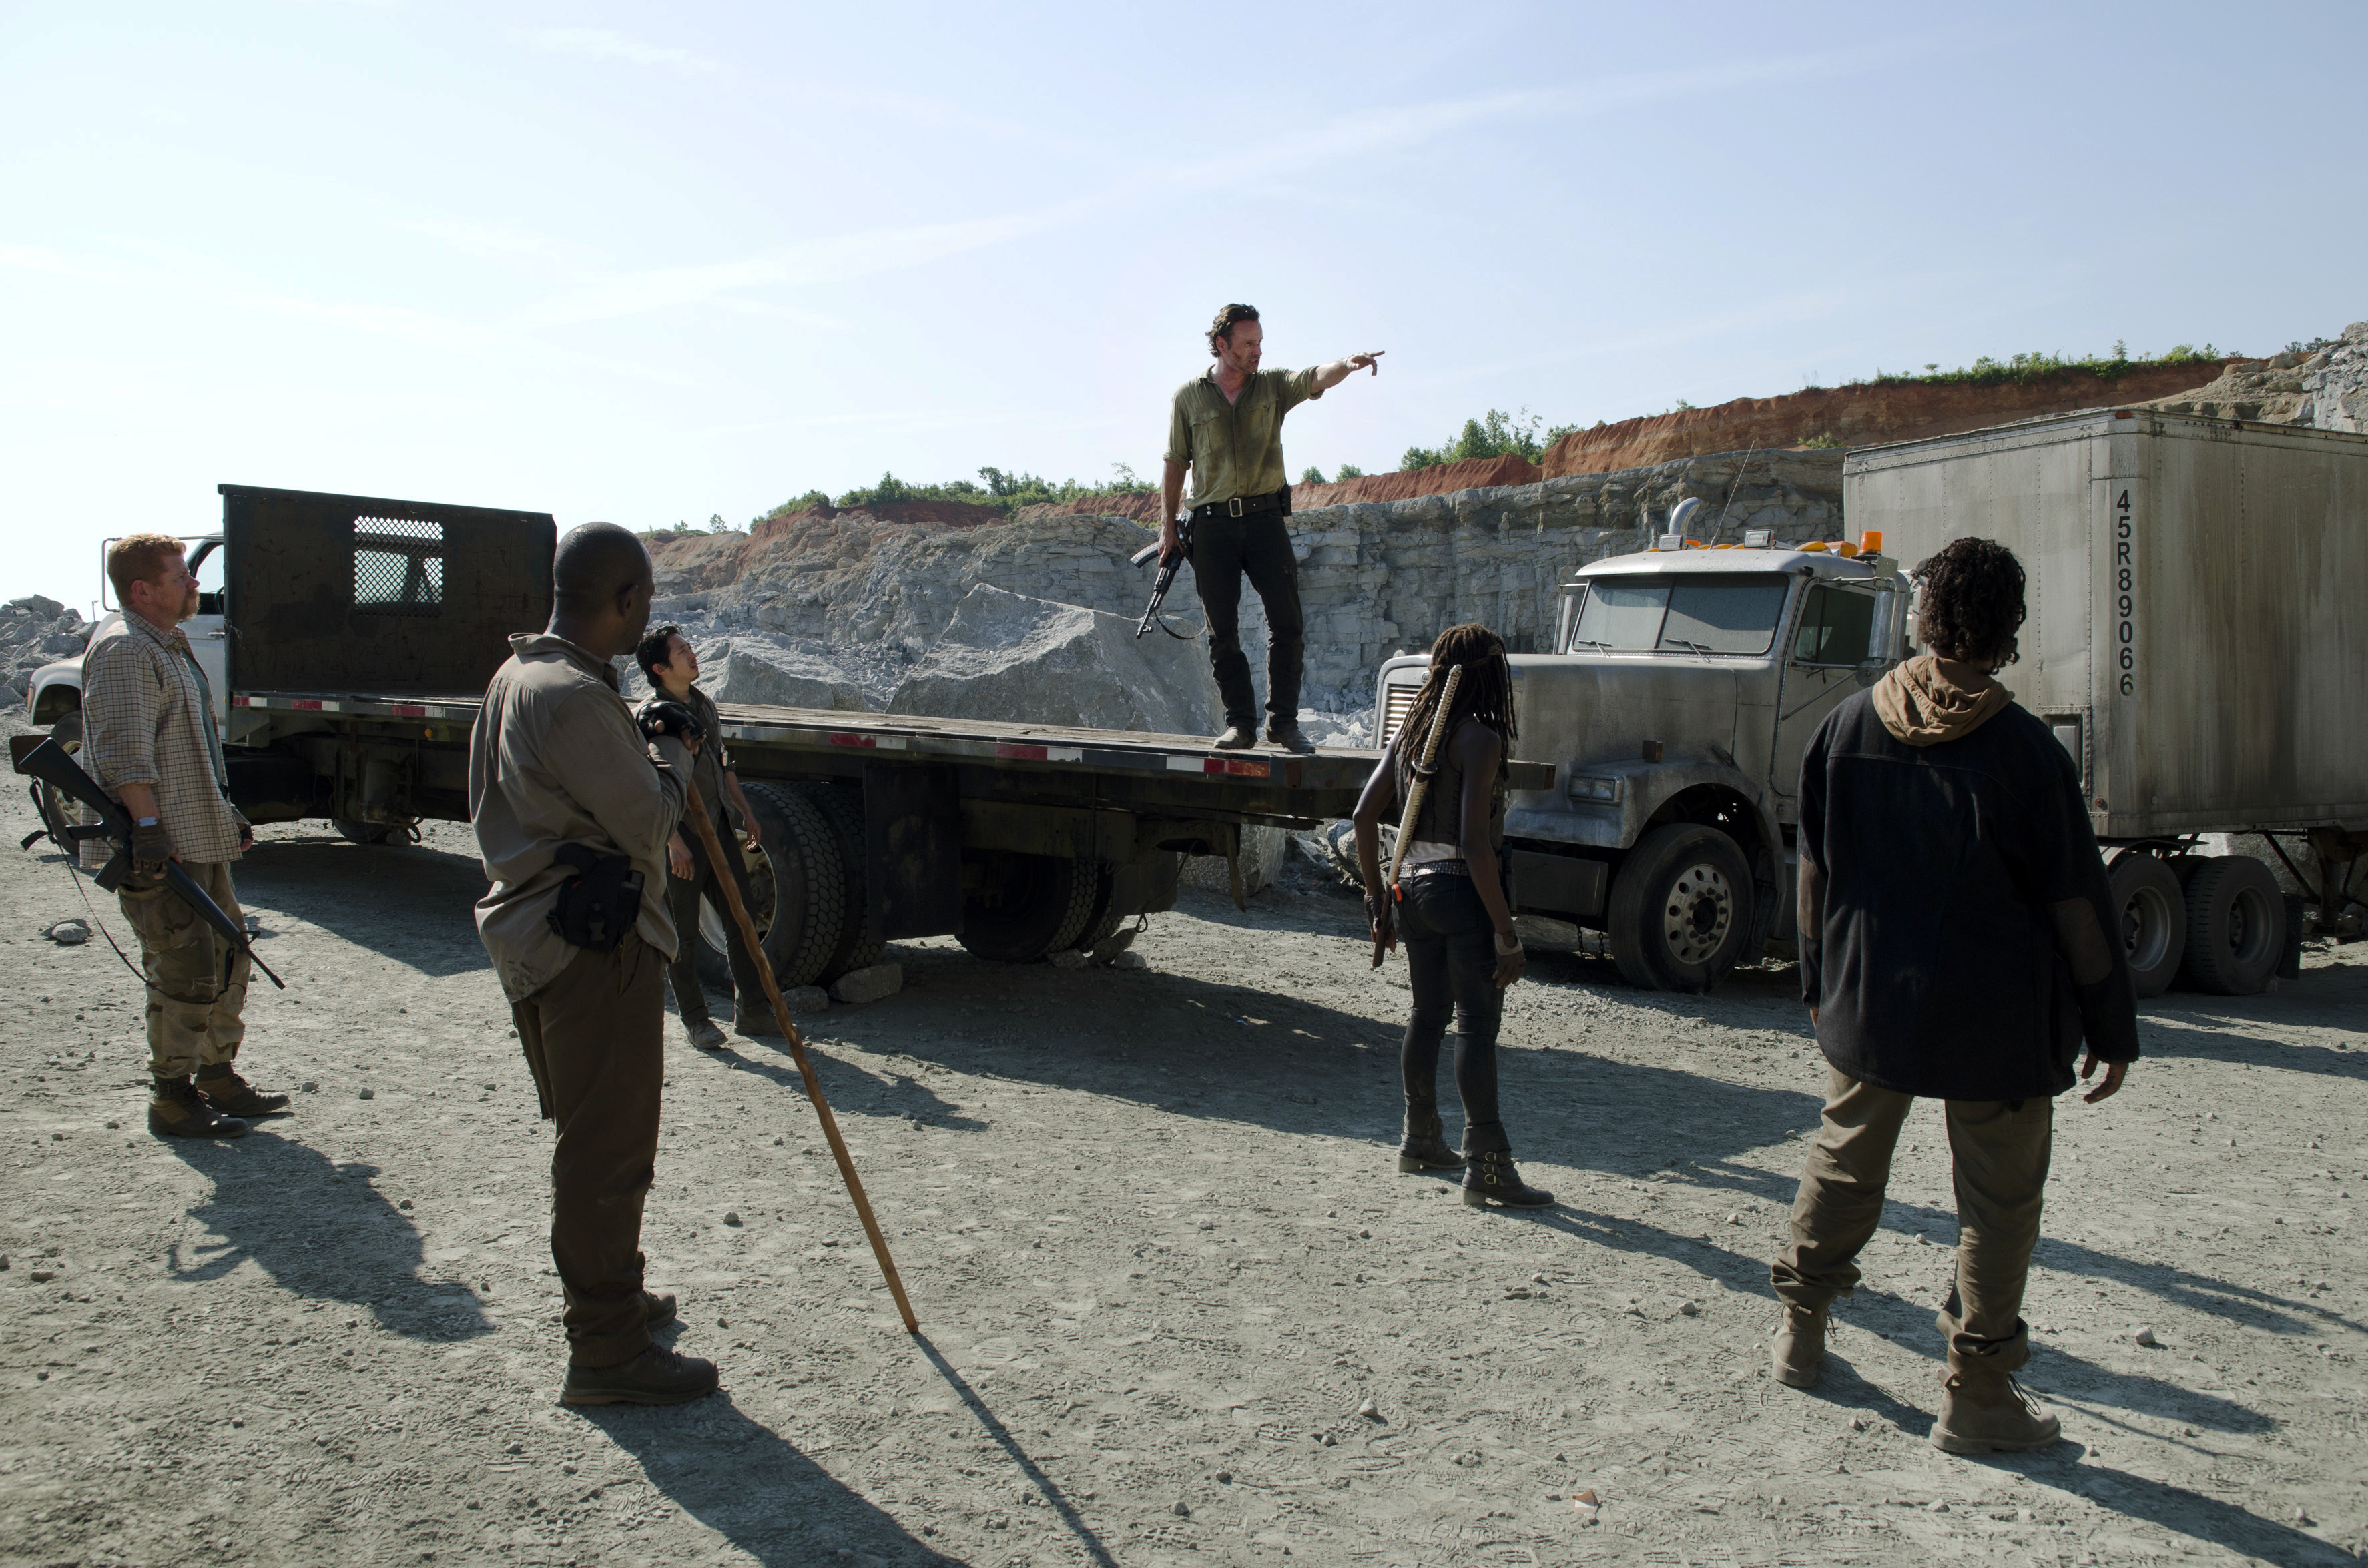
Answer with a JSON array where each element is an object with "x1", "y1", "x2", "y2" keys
[
  {"x1": 1278, "y1": 482, "x2": 1293, "y2": 518},
  {"x1": 545, "y1": 843, "x2": 643, "y2": 952}
]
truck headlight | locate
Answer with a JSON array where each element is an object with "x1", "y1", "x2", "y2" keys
[{"x1": 1566, "y1": 774, "x2": 1624, "y2": 805}]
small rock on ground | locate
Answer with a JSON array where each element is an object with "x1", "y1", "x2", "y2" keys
[{"x1": 828, "y1": 963, "x2": 902, "y2": 1006}]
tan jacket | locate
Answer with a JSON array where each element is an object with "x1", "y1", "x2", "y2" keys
[
  {"x1": 469, "y1": 633, "x2": 691, "y2": 1002},
  {"x1": 81, "y1": 610, "x2": 245, "y2": 864}
]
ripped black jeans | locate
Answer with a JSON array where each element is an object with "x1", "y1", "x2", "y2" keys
[{"x1": 1396, "y1": 871, "x2": 1506, "y2": 1153}]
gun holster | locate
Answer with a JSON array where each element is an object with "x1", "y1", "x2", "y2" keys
[{"x1": 545, "y1": 843, "x2": 643, "y2": 952}]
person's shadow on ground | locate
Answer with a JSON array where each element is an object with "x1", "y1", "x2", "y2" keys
[
  {"x1": 163, "y1": 1126, "x2": 494, "y2": 1340},
  {"x1": 577, "y1": 1393, "x2": 960, "y2": 1567}
]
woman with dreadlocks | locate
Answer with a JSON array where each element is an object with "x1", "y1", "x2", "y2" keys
[{"x1": 1352, "y1": 623, "x2": 1553, "y2": 1208}]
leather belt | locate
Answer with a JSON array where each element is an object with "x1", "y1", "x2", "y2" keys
[{"x1": 1191, "y1": 488, "x2": 1285, "y2": 521}]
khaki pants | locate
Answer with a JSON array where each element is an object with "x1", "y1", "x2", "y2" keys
[
  {"x1": 117, "y1": 859, "x2": 250, "y2": 1081},
  {"x1": 1770, "y1": 1068, "x2": 2052, "y2": 1366},
  {"x1": 512, "y1": 930, "x2": 666, "y2": 1370}
]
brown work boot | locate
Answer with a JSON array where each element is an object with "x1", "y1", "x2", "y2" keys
[
  {"x1": 560, "y1": 1344, "x2": 719, "y2": 1407},
  {"x1": 681, "y1": 1016, "x2": 728, "y2": 1051},
  {"x1": 643, "y1": 1290, "x2": 677, "y2": 1328},
  {"x1": 1930, "y1": 1360, "x2": 2062, "y2": 1453},
  {"x1": 1771, "y1": 1304, "x2": 1828, "y2": 1388},
  {"x1": 196, "y1": 1066, "x2": 290, "y2": 1117},
  {"x1": 149, "y1": 1076, "x2": 248, "y2": 1140},
  {"x1": 735, "y1": 1004, "x2": 786, "y2": 1040},
  {"x1": 1265, "y1": 718, "x2": 1317, "y2": 754},
  {"x1": 1211, "y1": 724, "x2": 1257, "y2": 751}
]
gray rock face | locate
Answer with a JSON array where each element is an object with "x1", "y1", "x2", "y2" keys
[
  {"x1": 3, "y1": 595, "x2": 93, "y2": 683},
  {"x1": 703, "y1": 640, "x2": 866, "y2": 713},
  {"x1": 887, "y1": 585, "x2": 1223, "y2": 737},
  {"x1": 2297, "y1": 322, "x2": 2368, "y2": 435},
  {"x1": 1181, "y1": 824, "x2": 1289, "y2": 898}
]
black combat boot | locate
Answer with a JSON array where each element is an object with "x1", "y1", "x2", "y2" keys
[
  {"x1": 150, "y1": 1076, "x2": 248, "y2": 1139},
  {"x1": 1462, "y1": 1149, "x2": 1554, "y2": 1208},
  {"x1": 196, "y1": 1064, "x2": 290, "y2": 1117},
  {"x1": 1397, "y1": 1093, "x2": 1466, "y2": 1174}
]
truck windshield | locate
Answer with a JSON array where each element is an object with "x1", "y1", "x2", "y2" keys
[{"x1": 1569, "y1": 574, "x2": 1791, "y2": 655}]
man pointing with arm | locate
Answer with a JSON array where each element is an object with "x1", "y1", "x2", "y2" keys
[{"x1": 1161, "y1": 302, "x2": 1384, "y2": 753}]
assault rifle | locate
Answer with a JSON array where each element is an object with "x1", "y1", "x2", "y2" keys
[
  {"x1": 1131, "y1": 517, "x2": 1196, "y2": 640},
  {"x1": 12, "y1": 736, "x2": 286, "y2": 989}
]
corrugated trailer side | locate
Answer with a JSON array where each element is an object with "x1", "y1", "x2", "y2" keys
[{"x1": 1847, "y1": 410, "x2": 2368, "y2": 840}]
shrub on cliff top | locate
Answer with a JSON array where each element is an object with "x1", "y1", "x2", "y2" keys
[
  {"x1": 756, "y1": 462, "x2": 1152, "y2": 525},
  {"x1": 1865, "y1": 342, "x2": 2225, "y2": 390},
  {"x1": 1400, "y1": 408, "x2": 1579, "y2": 472}
]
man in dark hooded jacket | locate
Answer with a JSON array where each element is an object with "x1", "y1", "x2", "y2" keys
[{"x1": 1768, "y1": 536, "x2": 2140, "y2": 1455}]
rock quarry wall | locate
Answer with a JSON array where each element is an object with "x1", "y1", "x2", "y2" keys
[
  {"x1": 2146, "y1": 325, "x2": 2368, "y2": 433},
  {"x1": 2, "y1": 596, "x2": 97, "y2": 717},
  {"x1": 648, "y1": 447, "x2": 1848, "y2": 726}
]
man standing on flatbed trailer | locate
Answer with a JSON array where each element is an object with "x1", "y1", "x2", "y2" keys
[{"x1": 1159, "y1": 302, "x2": 1385, "y2": 753}]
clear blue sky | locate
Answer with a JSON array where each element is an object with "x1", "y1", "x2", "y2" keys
[{"x1": 5, "y1": 1, "x2": 2363, "y2": 610}]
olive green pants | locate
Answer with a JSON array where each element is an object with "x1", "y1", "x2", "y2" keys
[
  {"x1": 1769, "y1": 1068, "x2": 2053, "y2": 1367},
  {"x1": 117, "y1": 859, "x2": 250, "y2": 1081}
]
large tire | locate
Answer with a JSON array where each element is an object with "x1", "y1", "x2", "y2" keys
[
  {"x1": 957, "y1": 851, "x2": 1097, "y2": 963},
  {"x1": 1606, "y1": 823, "x2": 1755, "y2": 993},
  {"x1": 1074, "y1": 865, "x2": 1127, "y2": 951},
  {"x1": 2108, "y1": 853, "x2": 2186, "y2": 1000},
  {"x1": 792, "y1": 781, "x2": 886, "y2": 982},
  {"x1": 33, "y1": 712, "x2": 90, "y2": 861},
  {"x1": 2178, "y1": 855, "x2": 2283, "y2": 996},
  {"x1": 733, "y1": 782, "x2": 846, "y2": 989}
]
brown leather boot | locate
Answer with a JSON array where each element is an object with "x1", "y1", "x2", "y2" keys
[
  {"x1": 150, "y1": 1076, "x2": 248, "y2": 1139},
  {"x1": 1930, "y1": 1358, "x2": 2062, "y2": 1453},
  {"x1": 1771, "y1": 1304, "x2": 1827, "y2": 1387},
  {"x1": 196, "y1": 1066, "x2": 290, "y2": 1117}
]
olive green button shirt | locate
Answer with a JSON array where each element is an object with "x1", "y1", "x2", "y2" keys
[{"x1": 1165, "y1": 366, "x2": 1325, "y2": 511}]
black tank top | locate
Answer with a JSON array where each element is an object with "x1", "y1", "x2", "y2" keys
[{"x1": 1396, "y1": 719, "x2": 1507, "y2": 857}]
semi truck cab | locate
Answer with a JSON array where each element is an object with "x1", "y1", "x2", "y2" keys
[{"x1": 1374, "y1": 530, "x2": 1907, "y2": 992}]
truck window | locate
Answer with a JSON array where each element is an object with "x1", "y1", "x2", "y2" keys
[
  {"x1": 1792, "y1": 584, "x2": 1877, "y2": 665},
  {"x1": 190, "y1": 539, "x2": 225, "y2": 616},
  {"x1": 354, "y1": 518, "x2": 446, "y2": 617},
  {"x1": 1569, "y1": 573, "x2": 1790, "y2": 655}
]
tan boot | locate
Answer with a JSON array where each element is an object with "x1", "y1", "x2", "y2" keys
[
  {"x1": 1930, "y1": 1360, "x2": 2061, "y2": 1453},
  {"x1": 1771, "y1": 1304, "x2": 1827, "y2": 1387}
]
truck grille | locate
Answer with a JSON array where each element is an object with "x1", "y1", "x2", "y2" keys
[{"x1": 1380, "y1": 681, "x2": 1422, "y2": 749}]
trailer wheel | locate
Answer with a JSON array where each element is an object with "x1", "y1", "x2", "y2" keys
[
  {"x1": 730, "y1": 782, "x2": 846, "y2": 989},
  {"x1": 957, "y1": 851, "x2": 1097, "y2": 963},
  {"x1": 1606, "y1": 824, "x2": 1754, "y2": 993},
  {"x1": 2108, "y1": 853, "x2": 2186, "y2": 999},
  {"x1": 791, "y1": 781, "x2": 887, "y2": 982},
  {"x1": 2178, "y1": 855, "x2": 2283, "y2": 996}
]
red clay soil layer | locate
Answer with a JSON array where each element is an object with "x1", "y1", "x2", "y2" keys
[
  {"x1": 1541, "y1": 360, "x2": 2239, "y2": 476},
  {"x1": 647, "y1": 500, "x2": 1008, "y2": 592}
]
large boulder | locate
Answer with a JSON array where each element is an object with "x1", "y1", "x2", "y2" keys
[
  {"x1": 887, "y1": 584, "x2": 1221, "y2": 736},
  {"x1": 703, "y1": 639, "x2": 866, "y2": 713}
]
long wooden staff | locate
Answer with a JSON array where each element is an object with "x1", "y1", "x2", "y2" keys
[
  {"x1": 1375, "y1": 665, "x2": 1464, "y2": 966},
  {"x1": 680, "y1": 777, "x2": 918, "y2": 1334}
]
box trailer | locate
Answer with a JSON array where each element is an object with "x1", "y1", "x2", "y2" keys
[{"x1": 1845, "y1": 410, "x2": 2368, "y2": 995}]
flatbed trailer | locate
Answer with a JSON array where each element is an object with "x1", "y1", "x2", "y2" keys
[
  {"x1": 226, "y1": 683, "x2": 1398, "y2": 980},
  {"x1": 25, "y1": 481, "x2": 1538, "y2": 990}
]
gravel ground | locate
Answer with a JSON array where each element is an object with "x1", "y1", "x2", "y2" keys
[{"x1": 3, "y1": 814, "x2": 2363, "y2": 1568}]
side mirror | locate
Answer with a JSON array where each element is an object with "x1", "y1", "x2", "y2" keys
[{"x1": 1866, "y1": 584, "x2": 1901, "y2": 662}]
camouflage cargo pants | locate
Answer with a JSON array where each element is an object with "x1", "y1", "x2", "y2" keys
[{"x1": 117, "y1": 859, "x2": 250, "y2": 1080}]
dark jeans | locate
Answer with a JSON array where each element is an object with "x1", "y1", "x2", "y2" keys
[
  {"x1": 1190, "y1": 508, "x2": 1303, "y2": 727},
  {"x1": 1396, "y1": 871, "x2": 1506, "y2": 1153},
  {"x1": 511, "y1": 930, "x2": 665, "y2": 1369},
  {"x1": 665, "y1": 808, "x2": 768, "y2": 1022}
]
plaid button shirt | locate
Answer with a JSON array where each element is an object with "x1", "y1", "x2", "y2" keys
[{"x1": 82, "y1": 611, "x2": 245, "y2": 864}]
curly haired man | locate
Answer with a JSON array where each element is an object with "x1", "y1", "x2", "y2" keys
[
  {"x1": 1768, "y1": 536, "x2": 2140, "y2": 1453},
  {"x1": 1158, "y1": 304, "x2": 1384, "y2": 752}
]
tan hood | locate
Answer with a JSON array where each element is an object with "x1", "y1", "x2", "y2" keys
[{"x1": 1871, "y1": 654, "x2": 2012, "y2": 747}]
